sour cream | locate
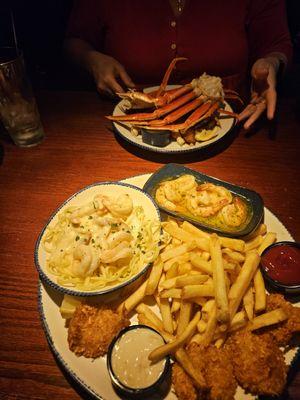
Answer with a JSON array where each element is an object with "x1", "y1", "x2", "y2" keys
[{"x1": 110, "y1": 326, "x2": 167, "y2": 390}]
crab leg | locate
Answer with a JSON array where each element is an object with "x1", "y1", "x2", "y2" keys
[
  {"x1": 148, "y1": 97, "x2": 204, "y2": 127},
  {"x1": 106, "y1": 90, "x2": 197, "y2": 123},
  {"x1": 219, "y1": 109, "x2": 239, "y2": 118},
  {"x1": 115, "y1": 58, "x2": 188, "y2": 109},
  {"x1": 138, "y1": 101, "x2": 218, "y2": 133},
  {"x1": 156, "y1": 57, "x2": 187, "y2": 97}
]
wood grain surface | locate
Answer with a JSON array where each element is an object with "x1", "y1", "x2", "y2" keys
[{"x1": 0, "y1": 90, "x2": 299, "y2": 400}]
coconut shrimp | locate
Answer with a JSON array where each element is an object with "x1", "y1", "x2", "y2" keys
[{"x1": 220, "y1": 197, "x2": 248, "y2": 227}]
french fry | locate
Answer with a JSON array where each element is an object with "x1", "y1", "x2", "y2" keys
[
  {"x1": 176, "y1": 274, "x2": 209, "y2": 287},
  {"x1": 164, "y1": 254, "x2": 190, "y2": 271},
  {"x1": 194, "y1": 303, "x2": 217, "y2": 346},
  {"x1": 210, "y1": 234, "x2": 229, "y2": 323},
  {"x1": 190, "y1": 253, "x2": 213, "y2": 275},
  {"x1": 117, "y1": 278, "x2": 148, "y2": 313},
  {"x1": 187, "y1": 297, "x2": 207, "y2": 306},
  {"x1": 243, "y1": 286, "x2": 254, "y2": 320},
  {"x1": 163, "y1": 223, "x2": 210, "y2": 251},
  {"x1": 160, "y1": 276, "x2": 178, "y2": 290},
  {"x1": 222, "y1": 259, "x2": 237, "y2": 271},
  {"x1": 175, "y1": 347, "x2": 207, "y2": 389},
  {"x1": 190, "y1": 333, "x2": 202, "y2": 344},
  {"x1": 172, "y1": 238, "x2": 182, "y2": 246},
  {"x1": 149, "y1": 311, "x2": 200, "y2": 362},
  {"x1": 182, "y1": 284, "x2": 214, "y2": 299},
  {"x1": 181, "y1": 221, "x2": 210, "y2": 239},
  {"x1": 161, "y1": 241, "x2": 198, "y2": 262},
  {"x1": 214, "y1": 337, "x2": 225, "y2": 348},
  {"x1": 171, "y1": 298, "x2": 181, "y2": 313},
  {"x1": 222, "y1": 248, "x2": 245, "y2": 263},
  {"x1": 138, "y1": 313, "x2": 161, "y2": 331},
  {"x1": 257, "y1": 232, "x2": 277, "y2": 255},
  {"x1": 228, "y1": 251, "x2": 260, "y2": 320},
  {"x1": 197, "y1": 319, "x2": 207, "y2": 333},
  {"x1": 229, "y1": 310, "x2": 247, "y2": 332},
  {"x1": 177, "y1": 300, "x2": 193, "y2": 335},
  {"x1": 157, "y1": 272, "x2": 166, "y2": 293},
  {"x1": 253, "y1": 269, "x2": 267, "y2": 312},
  {"x1": 165, "y1": 262, "x2": 179, "y2": 279},
  {"x1": 160, "y1": 288, "x2": 182, "y2": 299},
  {"x1": 202, "y1": 299, "x2": 215, "y2": 314},
  {"x1": 177, "y1": 262, "x2": 192, "y2": 275},
  {"x1": 244, "y1": 223, "x2": 267, "y2": 241},
  {"x1": 145, "y1": 258, "x2": 163, "y2": 295},
  {"x1": 159, "y1": 297, "x2": 174, "y2": 334},
  {"x1": 136, "y1": 304, "x2": 164, "y2": 330},
  {"x1": 247, "y1": 308, "x2": 288, "y2": 331},
  {"x1": 244, "y1": 235, "x2": 264, "y2": 252},
  {"x1": 220, "y1": 237, "x2": 245, "y2": 252},
  {"x1": 173, "y1": 319, "x2": 177, "y2": 331},
  {"x1": 200, "y1": 251, "x2": 211, "y2": 261}
]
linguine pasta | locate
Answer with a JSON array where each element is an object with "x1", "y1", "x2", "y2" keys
[{"x1": 42, "y1": 194, "x2": 160, "y2": 291}]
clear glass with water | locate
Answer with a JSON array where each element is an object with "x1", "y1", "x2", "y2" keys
[{"x1": 0, "y1": 48, "x2": 44, "y2": 147}]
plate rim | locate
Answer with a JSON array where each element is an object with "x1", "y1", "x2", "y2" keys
[
  {"x1": 34, "y1": 181, "x2": 161, "y2": 297},
  {"x1": 37, "y1": 174, "x2": 300, "y2": 400},
  {"x1": 112, "y1": 86, "x2": 235, "y2": 154}
]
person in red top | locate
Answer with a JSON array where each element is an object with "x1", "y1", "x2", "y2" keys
[{"x1": 64, "y1": 0, "x2": 292, "y2": 129}]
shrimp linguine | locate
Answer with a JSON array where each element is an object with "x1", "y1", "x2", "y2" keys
[{"x1": 42, "y1": 193, "x2": 160, "y2": 291}]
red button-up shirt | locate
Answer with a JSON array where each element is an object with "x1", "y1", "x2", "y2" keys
[{"x1": 66, "y1": 0, "x2": 292, "y2": 92}]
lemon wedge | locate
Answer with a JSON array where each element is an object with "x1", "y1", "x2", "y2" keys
[
  {"x1": 195, "y1": 126, "x2": 219, "y2": 142},
  {"x1": 60, "y1": 294, "x2": 81, "y2": 319}
]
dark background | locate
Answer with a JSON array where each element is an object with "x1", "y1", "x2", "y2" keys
[{"x1": 0, "y1": 0, "x2": 300, "y2": 92}]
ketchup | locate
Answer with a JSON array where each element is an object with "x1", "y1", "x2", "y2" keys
[{"x1": 261, "y1": 244, "x2": 300, "y2": 285}]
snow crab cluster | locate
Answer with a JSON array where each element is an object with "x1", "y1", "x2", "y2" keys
[{"x1": 107, "y1": 58, "x2": 241, "y2": 145}]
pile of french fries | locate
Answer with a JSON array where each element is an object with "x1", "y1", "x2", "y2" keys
[{"x1": 117, "y1": 219, "x2": 288, "y2": 386}]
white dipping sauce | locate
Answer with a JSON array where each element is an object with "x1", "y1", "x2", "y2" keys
[{"x1": 111, "y1": 327, "x2": 166, "y2": 389}]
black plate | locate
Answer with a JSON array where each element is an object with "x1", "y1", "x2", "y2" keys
[{"x1": 143, "y1": 164, "x2": 264, "y2": 238}]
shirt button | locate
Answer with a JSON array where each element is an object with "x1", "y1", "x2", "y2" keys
[
  {"x1": 171, "y1": 43, "x2": 177, "y2": 50},
  {"x1": 171, "y1": 21, "x2": 176, "y2": 27}
]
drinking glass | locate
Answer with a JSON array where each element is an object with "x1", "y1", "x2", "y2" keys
[{"x1": 0, "y1": 47, "x2": 44, "y2": 147}]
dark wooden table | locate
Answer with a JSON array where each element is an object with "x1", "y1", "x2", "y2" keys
[{"x1": 0, "y1": 88, "x2": 299, "y2": 400}]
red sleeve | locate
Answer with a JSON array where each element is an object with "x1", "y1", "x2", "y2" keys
[
  {"x1": 247, "y1": 0, "x2": 293, "y2": 65},
  {"x1": 65, "y1": 0, "x2": 104, "y2": 50}
]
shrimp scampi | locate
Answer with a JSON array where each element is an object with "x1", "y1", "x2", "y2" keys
[
  {"x1": 43, "y1": 191, "x2": 160, "y2": 291},
  {"x1": 155, "y1": 174, "x2": 249, "y2": 229}
]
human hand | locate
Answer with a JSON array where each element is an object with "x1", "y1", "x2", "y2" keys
[
  {"x1": 86, "y1": 51, "x2": 135, "y2": 96},
  {"x1": 238, "y1": 57, "x2": 279, "y2": 129}
]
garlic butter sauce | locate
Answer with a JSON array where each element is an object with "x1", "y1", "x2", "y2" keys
[{"x1": 111, "y1": 327, "x2": 166, "y2": 389}]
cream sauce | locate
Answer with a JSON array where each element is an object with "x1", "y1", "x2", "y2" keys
[{"x1": 111, "y1": 327, "x2": 166, "y2": 389}]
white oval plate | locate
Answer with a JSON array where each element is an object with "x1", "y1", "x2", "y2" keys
[
  {"x1": 38, "y1": 174, "x2": 299, "y2": 400},
  {"x1": 35, "y1": 181, "x2": 160, "y2": 296},
  {"x1": 112, "y1": 86, "x2": 235, "y2": 154}
]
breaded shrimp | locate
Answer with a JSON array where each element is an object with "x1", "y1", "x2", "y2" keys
[
  {"x1": 226, "y1": 330, "x2": 287, "y2": 396},
  {"x1": 68, "y1": 304, "x2": 130, "y2": 358},
  {"x1": 172, "y1": 343, "x2": 237, "y2": 400},
  {"x1": 187, "y1": 342, "x2": 237, "y2": 400},
  {"x1": 172, "y1": 363, "x2": 198, "y2": 400},
  {"x1": 262, "y1": 294, "x2": 300, "y2": 346}
]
